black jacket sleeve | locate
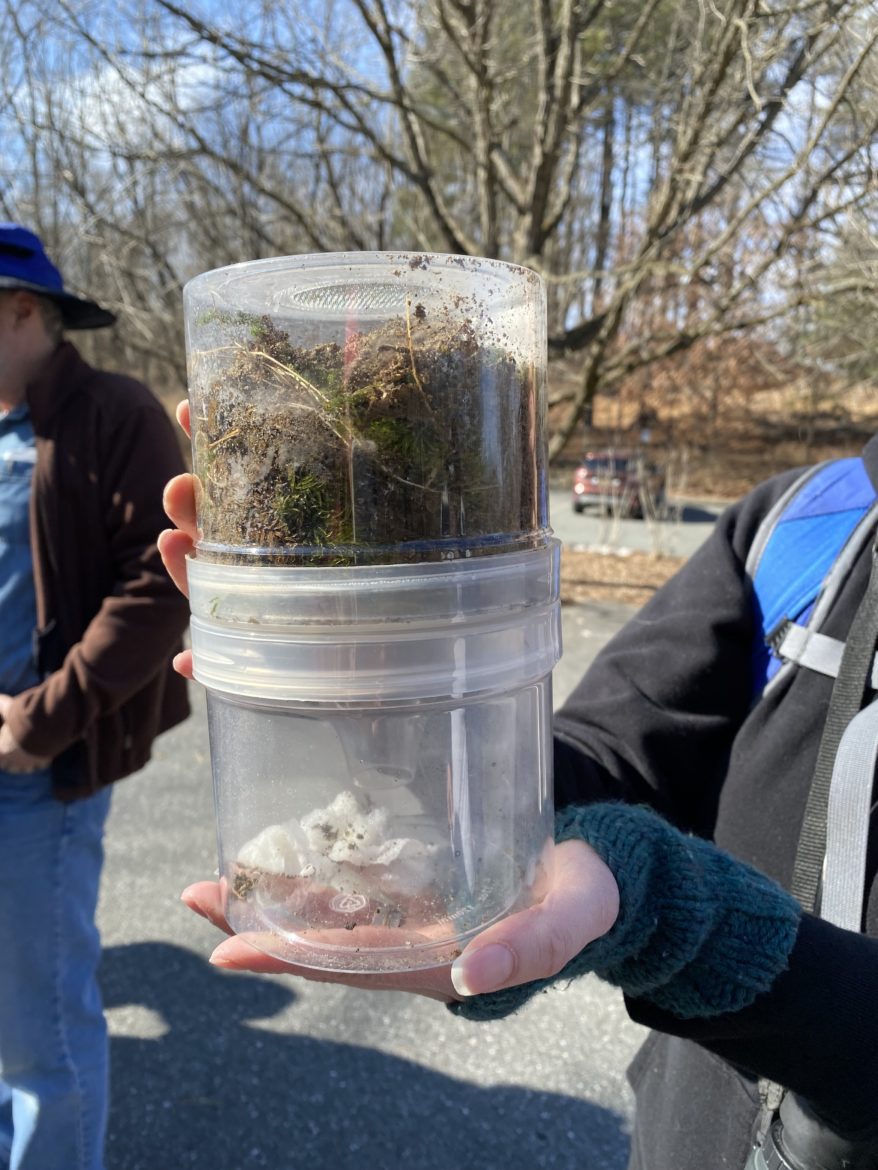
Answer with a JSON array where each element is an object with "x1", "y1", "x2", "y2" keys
[
  {"x1": 627, "y1": 914, "x2": 878, "y2": 1139},
  {"x1": 553, "y1": 471, "x2": 799, "y2": 834}
]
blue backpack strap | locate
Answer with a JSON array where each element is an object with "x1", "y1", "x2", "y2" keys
[{"x1": 748, "y1": 457, "x2": 878, "y2": 696}]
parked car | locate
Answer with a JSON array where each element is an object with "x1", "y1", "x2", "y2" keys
[{"x1": 571, "y1": 450, "x2": 666, "y2": 518}]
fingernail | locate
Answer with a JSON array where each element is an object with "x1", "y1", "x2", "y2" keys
[
  {"x1": 180, "y1": 893, "x2": 207, "y2": 919},
  {"x1": 450, "y1": 944, "x2": 514, "y2": 997}
]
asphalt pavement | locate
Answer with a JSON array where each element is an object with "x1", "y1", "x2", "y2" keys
[
  {"x1": 96, "y1": 500, "x2": 720, "y2": 1170},
  {"x1": 548, "y1": 489, "x2": 724, "y2": 559}
]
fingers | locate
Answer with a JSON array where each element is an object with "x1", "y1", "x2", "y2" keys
[
  {"x1": 182, "y1": 879, "x2": 455, "y2": 1000},
  {"x1": 180, "y1": 846, "x2": 618, "y2": 1004},
  {"x1": 160, "y1": 469, "x2": 198, "y2": 606},
  {"x1": 181, "y1": 881, "x2": 234, "y2": 934},
  {"x1": 162, "y1": 472, "x2": 199, "y2": 540},
  {"x1": 158, "y1": 463, "x2": 197, "y2": 673},
  {"x1": 449, "y1": 839, "x2": 619, "y2": 998},
  {"x1": 208, "y1": 932, "x2": 455, "y2": 1001},
  {"x1": 176, "y1": 399, "x2": 191, "y2": 438},
  {"x1": 157, "y1": 527, "x2": 193, "y2": 598},
  {"x1": 0, "y1": 756, "x2": 49, "y2": 774},
  {"x1": 0, "y1": 714, "x2": 51, "y2": 772},
  {"x1": 209, "y1": 933, "x2": 319, "y2": 975},
  {"x1": 173, "y1": 648, "x2": 194, "y2": 680},
  {"x1": 180, "y1": 844, "x2": 616, "y2": 1006}
]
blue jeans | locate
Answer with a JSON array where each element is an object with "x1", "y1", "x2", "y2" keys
[{"x1": 0, "y1": 773, "x2": 111, "y2": 1170}]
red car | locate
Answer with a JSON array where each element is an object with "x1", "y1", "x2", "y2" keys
[{"x1": 572, "y1": 450, "x2": 666, "y2": 518}]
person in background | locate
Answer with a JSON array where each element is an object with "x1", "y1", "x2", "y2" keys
[
  {"x1": 0, "y1": 224, "x2": 190, "y2": 1170},
  {"x1": 160, "y1": 409, "x2": 878, "y2": 1170}
]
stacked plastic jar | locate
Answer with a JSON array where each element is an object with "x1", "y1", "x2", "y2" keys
[{"x1": 183, "y1": 252, "x2": 561, "y2": 973}]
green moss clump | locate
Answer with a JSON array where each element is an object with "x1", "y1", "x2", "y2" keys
[
  {"x1": 191, "y1": 309, "x2": 542, "y2": 565},
  {"x1": 274, "y1": 468, "x2": 335, "y2": 546}
]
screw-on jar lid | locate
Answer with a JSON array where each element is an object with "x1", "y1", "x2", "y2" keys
[
  {"x1": 187, "y1": 544, "x2": 561, "y2": 703},
  {"x1": 187, "y1": 542, "x2": 559, "y2": 628}
]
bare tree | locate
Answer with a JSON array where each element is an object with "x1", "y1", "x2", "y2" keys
[{"x1": 2, "y1": 0, "x2": 877, "y2": 439}]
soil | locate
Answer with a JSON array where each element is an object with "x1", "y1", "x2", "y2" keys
[{"x1": 192, "y1": 309, "x2": 541, "y2": 564}]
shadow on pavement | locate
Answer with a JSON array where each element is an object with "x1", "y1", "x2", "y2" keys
[
  {"x1": 100, "y1": 942, "x2": 630, "y2": 1170},
  {"x1": 667, "y1": 503, "x2": 722, "y2": 524}
]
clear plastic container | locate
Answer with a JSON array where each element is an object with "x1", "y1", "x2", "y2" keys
[
  {"x1": 182, "y1": 252, "x2": 559, "y2": 973},
  {"x1": 183, "y1": 252, "x2": 548, "y2": 565},
  {"x1": 206, "y1": 681, "x2": 554, "y2": 972},
  {"x1": 189, "y1": 546, "x2": 560, "y2": 972}
]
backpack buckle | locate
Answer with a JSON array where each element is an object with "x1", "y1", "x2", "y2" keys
[{"x1": 765, "y1": 617, "x2": 792, "y2": 656}]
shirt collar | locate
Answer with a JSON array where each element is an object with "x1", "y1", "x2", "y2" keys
[
  {"x1": 0, "y1": 401, "x2": 30, "y2": 425},
  {"x1": 25, "y1": 340, "x2": 85, "y2": 431}
]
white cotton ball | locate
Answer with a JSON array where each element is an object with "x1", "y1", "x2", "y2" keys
[
  {"x1": 236, "y1": 822, "x2": 304, "y2": 875},
  {"x1": 242, "y1": 791, "x2": 440, "y2": 898},
  {"x1": 376, "y1": 838, "x2": 439, "y2": 896},
  {"x1": 301, "y1": 790, "x2": 367, "y2": 854},
  {"x1": 302, "y1": 791, "x2": 386, "y2": 860}
]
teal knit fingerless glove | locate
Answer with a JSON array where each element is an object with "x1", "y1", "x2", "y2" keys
[{"x1": 450, "y1": 802, "x2": 801, "y2": 1022}]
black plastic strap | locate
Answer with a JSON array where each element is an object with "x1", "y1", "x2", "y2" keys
[{"x1": 791, "y1": 541, "x2": 878, "y2": 914}]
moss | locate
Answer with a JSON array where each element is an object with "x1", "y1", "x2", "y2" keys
[
  {"x1": 274, "y1": 467, "x2": 336, "y2": 546},
  {"x1": 194, "y1": 307, "x2": 264, "y2": 333},
  {"x1": 361, "y1": 417, "x2": 447, "y2": 479},
  {"x1": 191, "y1": 312, "x2": 540, "y2": 564}
]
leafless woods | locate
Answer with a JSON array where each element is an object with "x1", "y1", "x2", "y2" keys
[{"x1": 2, "y1": 0, "x2": 877, "y2": 455}]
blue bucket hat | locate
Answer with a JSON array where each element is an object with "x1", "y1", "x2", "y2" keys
[{"x1": 0, "y1": 223, "x2": 116, "y2": 330}]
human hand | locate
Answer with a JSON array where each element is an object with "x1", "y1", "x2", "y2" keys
[
  {"x1": 182, "y1": 837, "x2": 619, "y2": 1002},
  {"x1": 0, "y1": 694, "x2": 52, "y2": 773},
  {"x1": 157, "y1": 400, "x2": 196, "y2": 679}
]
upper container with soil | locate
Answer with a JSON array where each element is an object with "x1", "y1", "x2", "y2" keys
[{"x1": 183, "y1": 252, "x2": 548, "y2": 565}]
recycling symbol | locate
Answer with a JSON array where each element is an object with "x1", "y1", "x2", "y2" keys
[{"x1": 330, "y1": 892, "x2": 368, "y2": 914}]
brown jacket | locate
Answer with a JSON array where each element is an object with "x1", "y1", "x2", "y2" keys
[{"x1": 4, "y1": 342, "x2": 190, "y2": 799}]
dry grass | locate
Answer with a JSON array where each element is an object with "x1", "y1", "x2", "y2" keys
[{"x1": 561, "y1": 547, "x2": 684, "y2": 607}]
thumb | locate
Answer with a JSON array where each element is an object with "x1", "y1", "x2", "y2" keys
[
  {"x1": 450, "y1": 838, "x2": 619, "y2": 998},
  {"x1": 0, "y1": 694, "x2": 12, "y2": 720}
]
